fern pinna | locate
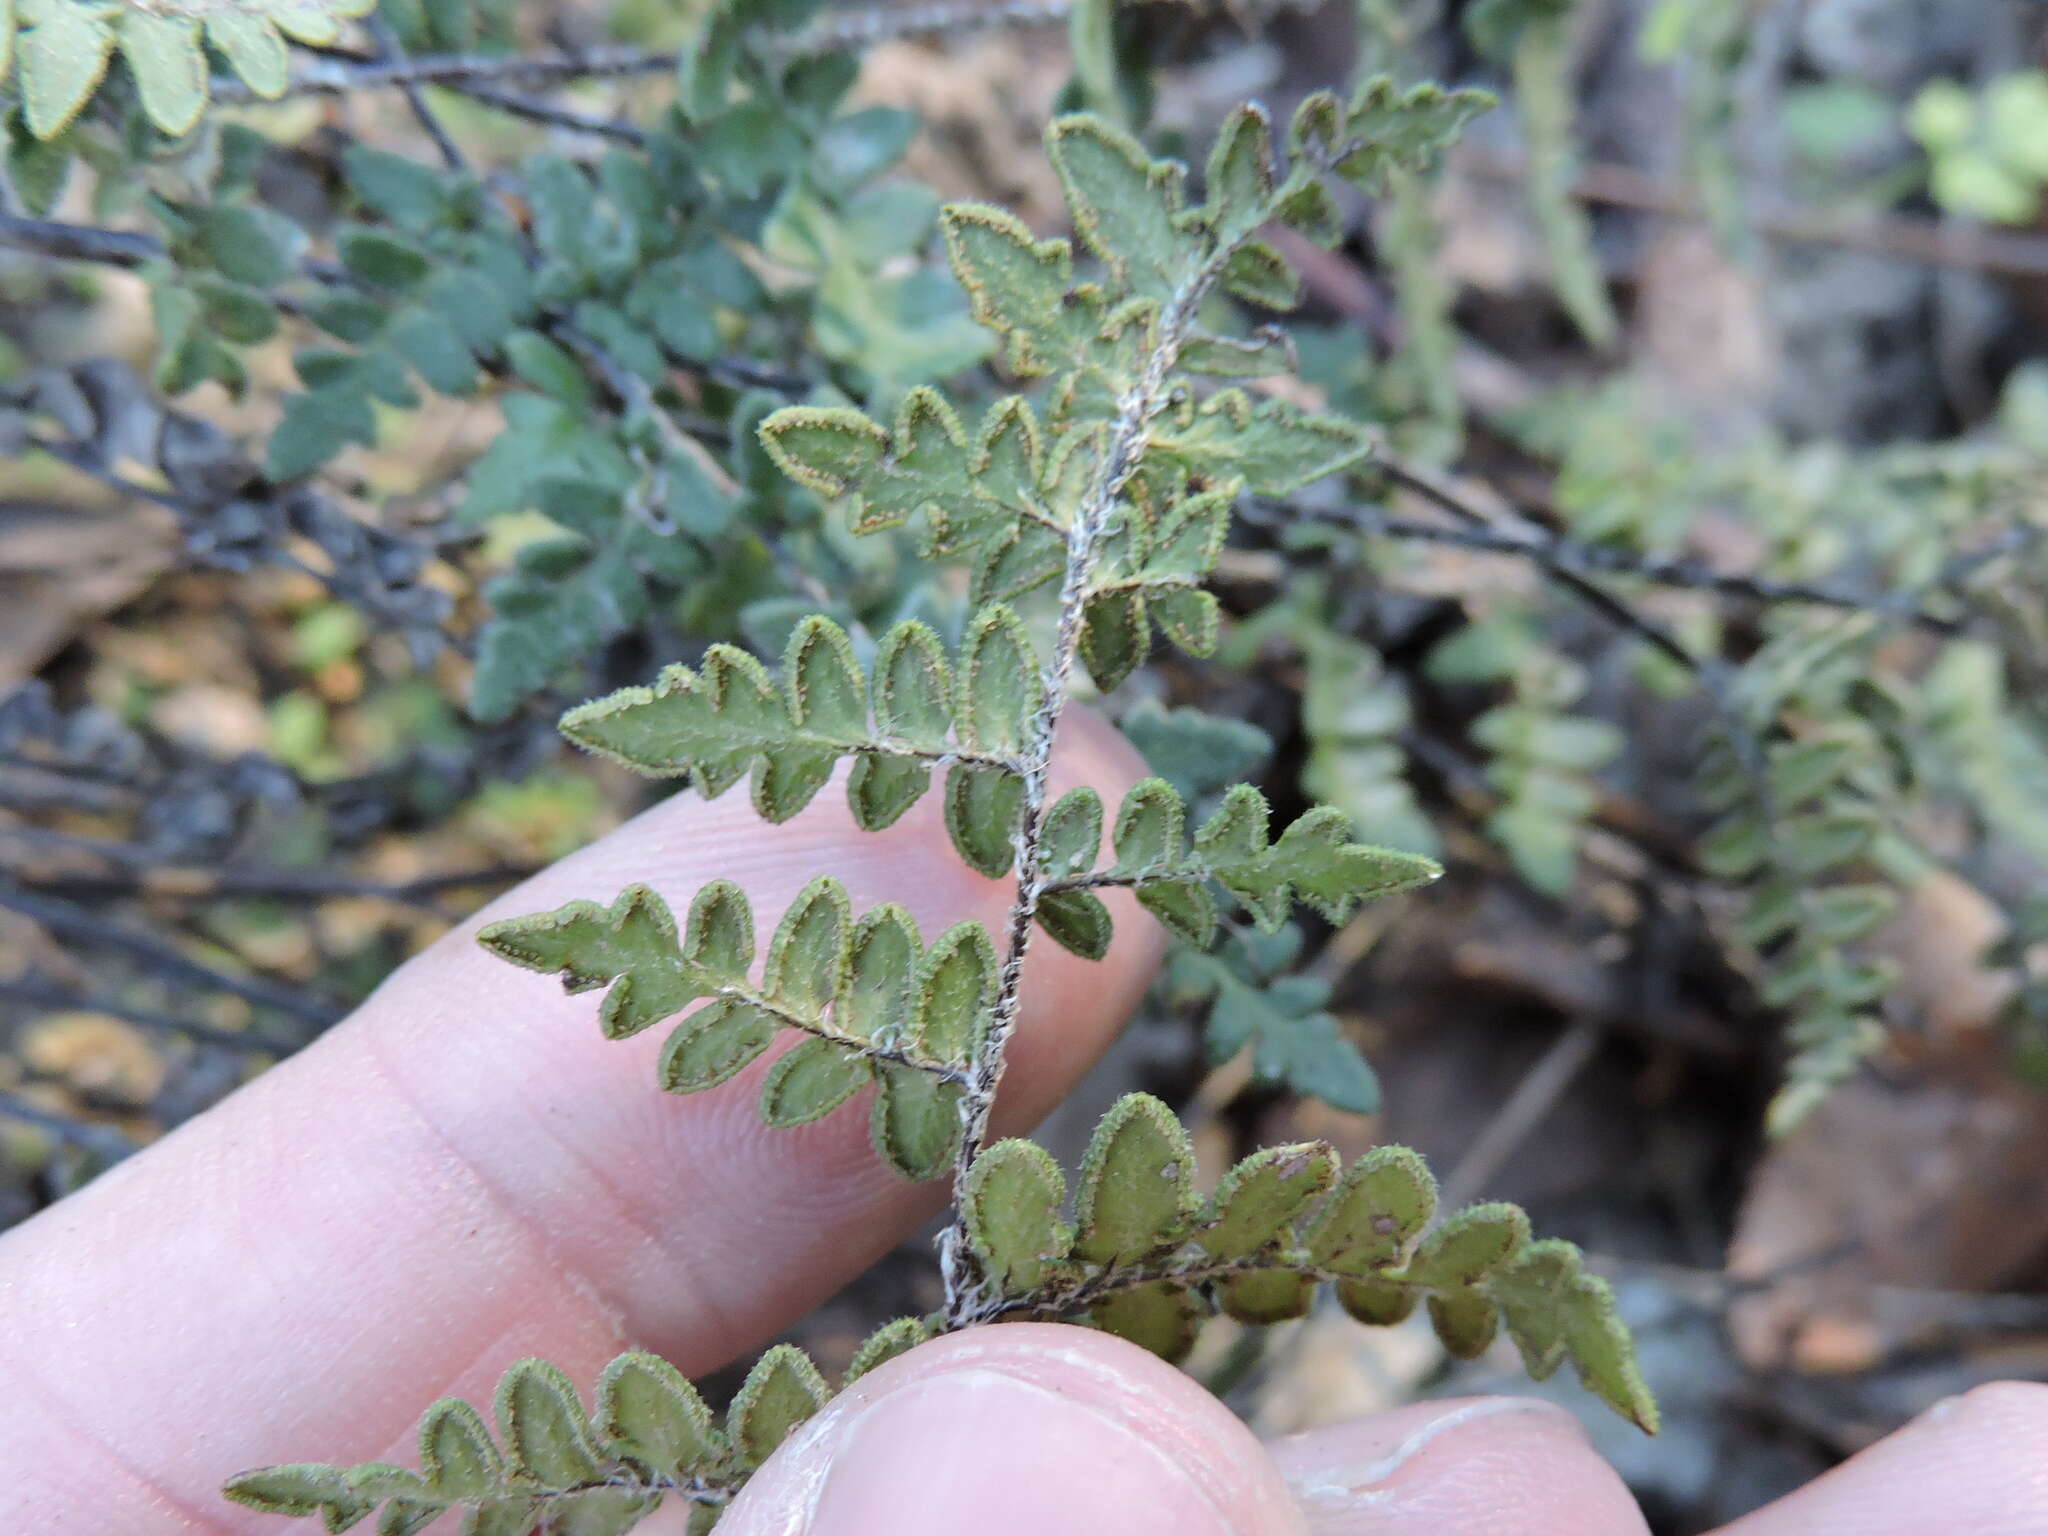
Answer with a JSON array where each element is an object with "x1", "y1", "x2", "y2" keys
[{"x1": 227, "y1": 72, "x2": 1658, "y2": 1536}]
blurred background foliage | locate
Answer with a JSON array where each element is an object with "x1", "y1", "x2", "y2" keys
[{"x1": 2, "y1": 2, "x2": 2046, "y2": 1528}]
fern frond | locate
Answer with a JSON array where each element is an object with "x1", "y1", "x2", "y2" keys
[
  {"x1": 479, "y1": 877, "x2": 994, "y2": 1178},
  {"x1": 957, "y1": 1094, "x2": 1660, "y2": 1434}
]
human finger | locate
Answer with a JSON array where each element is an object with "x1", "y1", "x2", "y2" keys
[{"x1": 0, "y1": 712, "x2": 1163, "y2": 1530}]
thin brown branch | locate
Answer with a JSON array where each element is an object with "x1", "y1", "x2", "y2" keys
[
  {"x1": 216, "y1": 2, "x2": 1074, "y2": 104},
  {"x1": 0, "y1": 977, "x2": 306, "y2": 1057},
  {"x1": 1, "y1": 824, "x2": 532, "y2": 910},
  {"x1": 0, "y1": 214, "x2": 163, "y2": 268},
  {"x1": 1248, "y1": 497, "x2": 1966, "y2": 633},
  {"x1": 1375, "y1": 453, "x2": 1711, "y2": 678},
  {"x1": 1456, "y1": 147, "x2": 2048, "y2": 280},
  {"x1": 1438, "y1": 1016, "x2": 1605, "y2": 1211},
  {"x1": 0, "y1": 879, "x2": 343, "y2": 1026}
]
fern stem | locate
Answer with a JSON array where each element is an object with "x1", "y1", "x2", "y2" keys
[
  {"x1": 942, "y1": 263, "x2": 1232, "y2": 1319},
  {"x1": 940, "y1": 125, "x2": 1370, "y2": 1315},
  {"x1": 710, "y1": 984, "x2": 971, "y2": 1084}
]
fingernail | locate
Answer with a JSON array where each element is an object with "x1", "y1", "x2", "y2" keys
[
  {"x1": 1269, "y1": 1397, "x2": 1646, "y2": 1535},
  {"x1": 1276, "y1": 1399, "x2": 1574, "y2": 1512},
  {"x1": 719, "y1": 1325, "x2": 1299, "y2": 1536}
]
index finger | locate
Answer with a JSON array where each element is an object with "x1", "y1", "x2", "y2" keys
[{"x1": 0, "y1": 712, "x2": 1163, "y2": 1532}]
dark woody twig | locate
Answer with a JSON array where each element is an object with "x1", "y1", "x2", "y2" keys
[
  {"x1": 0, "y1": 880, "x2": 344, "y2": 1027},
  {"x1": 1255, "y1": 497, "x2": 1967, "y2": 633}
]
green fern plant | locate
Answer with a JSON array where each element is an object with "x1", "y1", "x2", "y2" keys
[{"x1": 225, "y1": 70, "x2": 1661, "y2": 1534}]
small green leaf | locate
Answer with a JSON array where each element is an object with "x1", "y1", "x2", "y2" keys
[
  {"x1": 419, "y1": 1400, "x2": 501, "y2": 1501},
  {"x1": 1112, "y1": 778, "x2": 1187, "y2": 876},
  {"x1": 1205, "y1": 103, "x2": 1278, "y2": 246},
  {"x1": 760, "y1": 1038, "x2": 872, "y2": 1127},
  {"x1": 1778, "y1": 809, "x2": 1880, "y2": 877},
  {"x1": 338, "y1": 225, "x2": 432, "y2": 293},
  {"x1": 477, "y1": 885, "x2": 699, "y2": 1041},
  {"x1": 1047, "y1": 114, "x2": 1188, "y2": 299},
  {"x1": 959, "y1": 606, "x2": 1038, "y2": 753},
  {"x1": 495, "y1": 1360, "x2": 603, "y2": 1489},
  {"x1": 1080, "y1": 589, "x2": 1148, "y2": 692},
  {"x1": 1335, "y1": 1276, "x2": 1416, "y2": 1326},
  {"x1": 871, "y1": 1062, "x2": 962, "y2": 1180},
  {"x1": 844, "y1": 1318, "x2": 935, "y2": 1384},
  {"x1": 728, "y1": 1346, "x2": 830, "y2": 1470},
  {"x1": 503, "y1": 329, "x2": 589, "y2": 406},
  {"x1": 120, "y1": 13, "x2": 206, "y2": 137},
  {"x1": 763, "y1": 389, "x2": 1043, "y2": 556},
  {"x1": 839, "y1": 906, "x2": 920, "y2": 1047},
  {"x1": 1275, "y1": 179, "x2": 1342, "y2": 247},
  {"x1": 264, "y1": 0, "x2": 374, "y2": 47},
  {"x1": 1303, "y1": 1146, "x2": 1436, "y2": 1275},
  {"x1": 1810, "y1": 884, "x2": 1898, "y2": 944},
  {"x1": 1136, "y1": 880, "x2": 1216, "y2": 947},
  {"x1": 944, "y1": 763, "x2": 1025, "y2": 878},
  {"x1": 223, "y1": 1464, "x2": 370, "y2": 1522},
  {"x1": 1204, "y1": 976, "x2": 1380, "y2": 1114},
  {"x1": 1767, "y1": 734, "x2": 1861, "y2": 806},
  {"x1": 659, "y1": 998, "x2": 779, "y2": 1093},
  {"x1": 682, "y1": 880, "x2": 754, "y2": 984},
  {"x1": 428, "y1": 267, "x2": 519, "y2": 352},
  {"x1": 1219, "y1": 240, "x2": 1301, "y2": 310},
  {"x1": 939, "y1": 202, "x2": 1081, "y2": 377},
  {"x1": 20, "y1": 6, "x2": 115, "y2": 140},
  {"x1": 192, "y1": 276, "x2": 279, "y2": 345},
  {"x1": 757, "y1": 406, "x2": 889, "y2": 498},
  {"x1": 1092, "y1": 1281, "x2": 1201, "y2": 1362},
  {"x1": 1700, "y1": 813, "x2": 1768, "y2": 878},
  {"x1": 849, "y1": 753, "x2": 930, "y2": 832},
  {"x1": 763, "y1": 877, "x2": 851, "y2": 1021},
  {"x1": 1036, "y1": 889, "x2": 1113, "y2": 960},
  {"x1": 595, "y1": 1352, "x2": 724, "y2": 1481},
  {"x1": 873, "y1": 620, "x2": 954, "y2": 750},
  {"x1": 1196, "y1": 791, "x2": 1441, "y2": 931},
  {"x1": 1335, "y1": 75, "x2": 1496, "y2": 193},
  {"x1": 547, "y1": 1488, "x2": 661, "y2": 1535},
  {"x1": 1487, "y1": 1238, "x2": 1660, "y2": 1431},
  {"x1": 343, "y1": 145, "x2": 450, "y2": 232},
  {"x1": 1040, "y1": 787, "x2": 1104, "y2": 879},
  {"x1": 1199, "y1": 1142, "x2": 1339, "y2": 1260},
  {"x1": 1405, "y1": 1202, "x2": 1531, "y2": 1288},
  {"x1": 468, "y1": 1493, "x2": 542, "y2": 1536},
  {"x1": 912, "y1": 922, "x2": 995, "y2": 1064},
  {"x1": 208, "y1": 14, "x2": 289, "y2": 99},
  {"x1": 1222, "y1": 1268, "x2": 1315, "y2": 1324},
  {"x1": 391, "y1": 309, "x2": 479, "y2": 397},
  {"x1": 1074, "y1": 1093, "x2": 1193, "y2": 1263},
  {"x1": 268, "y1": 385, "x2": 375, "y2": 477},
  {"x1": 963, "y1": 1138, "x2": 1072, "y2": 1295},
  {"x1": 562, "y1": 635, "x2": 890, "y2": 823},
  {"x1": 1428, "y1": 1289, "x2": 1502, "y2": 1359},
  {"x1": 823, "y1": 909, "x2": 913, "y2": 1056},
  {"x1": 1149, "y1": 588, "x2": 1221, "y2": 657},
  {"x1": 785, "y1": 617, "x2": 868, "y2": 742},
  {"x1": 1554, "y1": 1277, "x2": 1658, "y2": 1432},
  {"x1": 1150, "y1": 388, "x2": 1374, "y2": 496}
]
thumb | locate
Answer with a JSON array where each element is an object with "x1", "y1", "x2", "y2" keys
[{"x1": 718, "y1": 1323, "x2": 1304, "y2": 1536}]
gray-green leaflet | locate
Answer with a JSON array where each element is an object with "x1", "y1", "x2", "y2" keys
[{"x1": 7, "y1": 0, "x2": 374, "y2": 138}]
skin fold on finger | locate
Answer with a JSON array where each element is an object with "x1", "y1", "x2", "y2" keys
[
  {"x1": 0, "y1": 712, "x2": 1164, "y2": 1531},
  {"x1": 1266, "y1": 1396, "x2": 1650, "y2": 1536},
  {"x1": 720, "y1": 1323, "x2": 1307, "y2": 1536},
  {"x1": 1712, "y1": 1381, "x2": 2048, "y2": 1536}
]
